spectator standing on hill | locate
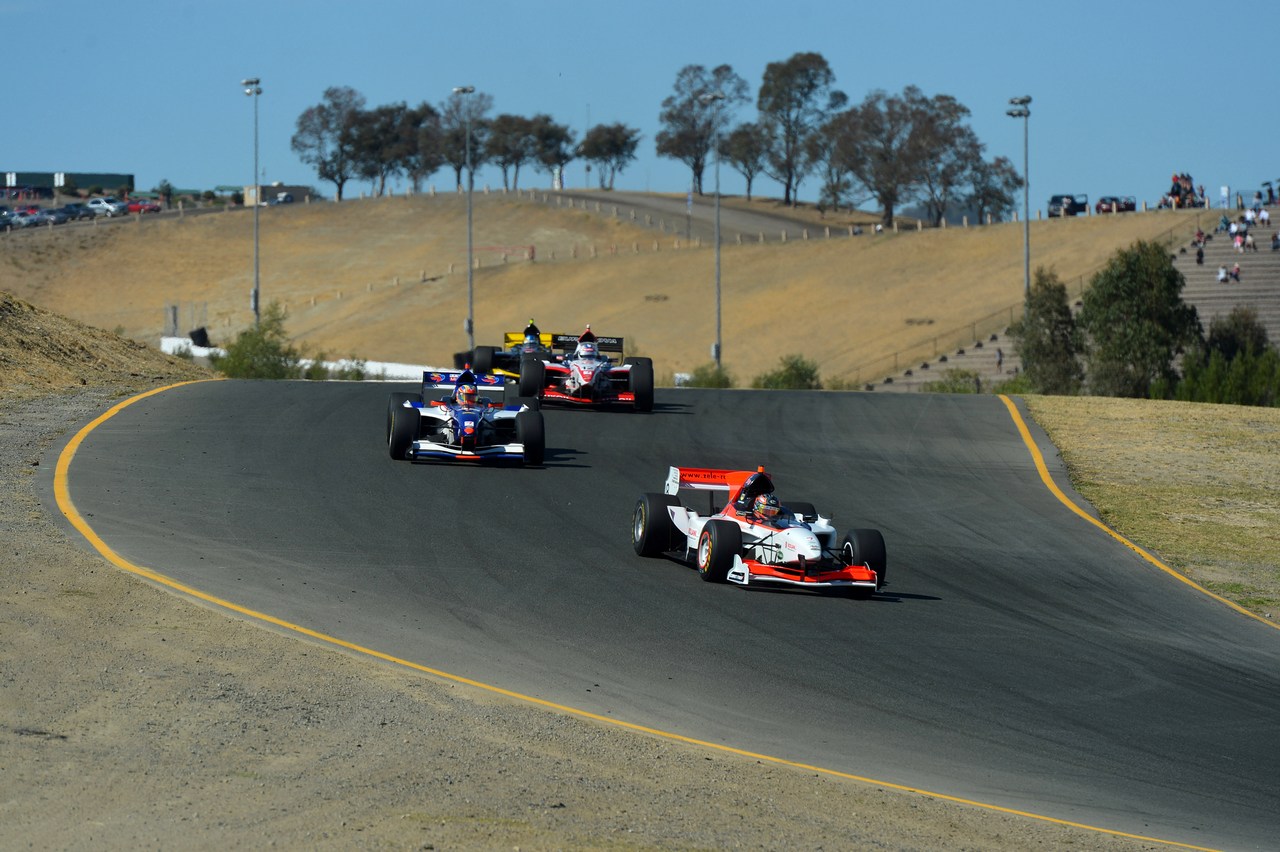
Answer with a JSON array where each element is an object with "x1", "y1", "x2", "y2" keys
[
  {"x1": 1196, "y1": 245, "x2": 1205, "y2": 264},
  {"x1": 1218, "y1": 264, "x2": 1230, "y2": 283},
  {"x1": 996, "y1": 347, "x2": 1004, "y2": 373},
  {"x1": 1272, "y1": 231, "x2": 1280, "y2": 251}
]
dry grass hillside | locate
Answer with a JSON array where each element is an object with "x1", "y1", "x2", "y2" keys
[{"x1": 0, "y1": 195, "x2": 1209, "y2": 384}]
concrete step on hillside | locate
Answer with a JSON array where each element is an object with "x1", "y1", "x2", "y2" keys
[
  {"x1": 867, "y1": 331, "x2": 1020, "y2": 393},
  {"x1": 1173, "y1": 220, "x2": 1280, "y2": 339}
]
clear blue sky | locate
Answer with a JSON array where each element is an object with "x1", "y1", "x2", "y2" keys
[{"x1": 5, "y1": 0, "x2": 1273, "y2": 213}]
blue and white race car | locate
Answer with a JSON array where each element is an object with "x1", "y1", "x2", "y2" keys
[{"x1": 386, "y1": 368, "x2": 544, "y2": 465}]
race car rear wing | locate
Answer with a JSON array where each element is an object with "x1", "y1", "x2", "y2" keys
[
  {"x1": 421, "y1": 369, "x2": 506, "y2": 400},
  {"x1": 552, "y1": 333, "x2": 624, "y2": 354},
  {"x1": 502, "y1": 331, "x2": 558, "y2": 348},
  {"x1": 664, "y1": 466, "x2": 733, "y2": 496}
]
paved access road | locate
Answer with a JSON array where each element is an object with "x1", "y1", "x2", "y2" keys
[{"x1": 58, "y1": 381, "x2": 1280, "y2": 851}]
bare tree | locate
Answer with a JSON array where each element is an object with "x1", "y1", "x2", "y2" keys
[
  {"x1": 291, "y1": 86, "x2": 366, "y2": 201},
  {"x1": 655, "y1": 64, "x2": 748, "y2": 195}
]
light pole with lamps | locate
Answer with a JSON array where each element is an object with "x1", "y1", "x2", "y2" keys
[
  {"x1": 1007, "y1": 96, "x2": 1031, "y2": 312},
  {"x1": 453, "y1": 85, "x2": 476, "y2": 352},
  {"x1": 242, "y1": 77, "x2": 262, "y2": 325},
  {"x1": 699, "y1": 91, "x2": 726, "y2": 369}
]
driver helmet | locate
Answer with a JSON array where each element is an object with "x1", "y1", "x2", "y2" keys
[
  {"x1": 753, "y1": 493, "x2": 781, "y2": 521},
  {"x1": 524, "y1": 333, "x2": 539, "y2": 345},
  {"x1": 578, "y1": 341, "x2": 598, "y2": 360},
  {"x1": 457, "y1": 383, "x2": 478, "y2": 406}
]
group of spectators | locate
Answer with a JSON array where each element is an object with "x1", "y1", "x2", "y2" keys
[{"x1": 1160, "y1": 172, "x2": 1206, "y2": 209}]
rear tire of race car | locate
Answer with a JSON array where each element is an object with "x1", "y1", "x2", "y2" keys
[
  {"x1": 842, "y1": 528, "x2": 888, "y2": 595},
  {"x1": 628, "y1": 357, "x2": 654, "y2": 412},
  {"x1": 386, "y1": 392, "x2": 423, "y2": 441},
  {"x1": 516, "y1": 410, "x2": 545, "y2": 466},
  {"x1": 697, "y1": 520, "x2": 740, "y2": 583},
  {"x1": 472, "y1": 345, "x2": 496, "y2": 374},
  {"x1": 388, "y1": 403, "x2": 420, "y2": 461},
  {"x1": 511, "y1": 396, "x2": 540, "y2": 411},
  {"x1": 633, "y1": 493, "x2": 680, "y2": 557},
  {"x1": 519, "y1": 357, "x2": 545, "y2": 398},
  {"x1": 787, "y1": 501, "x2": 818, "y2": 523}
]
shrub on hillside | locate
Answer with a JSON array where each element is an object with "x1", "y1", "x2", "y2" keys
[
  {"x1": 752, "y1": 354, "x2": 821, "y2": 390},
  {"x1": 685, "y1": 362, "x2": 735, "y2": 388},
  {"x1": 210, "y1": 303, "x2": 301, "y2": 379},
  {"x1": 921, "y1": 368, "x2": 983, "y2": 393}
]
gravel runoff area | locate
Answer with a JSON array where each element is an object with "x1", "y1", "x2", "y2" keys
[{"x1": 0, "y1": 384, "x2": 1172, "y2": 851}]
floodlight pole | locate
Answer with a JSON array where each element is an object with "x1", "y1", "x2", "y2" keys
[
  {"x1": 1007, "y1": 96, "x2": 1031, "y2": 316},
  {"x1": 700, "y1": 91, "x2": 726, "y2": 369},
  {"x1": 454, "y1": 85, "x2": 476, "y2": 352},
  {"x1": 243, "y1": 77, "x2": 263, "y2": 325}
]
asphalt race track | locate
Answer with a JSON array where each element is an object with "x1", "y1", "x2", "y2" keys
[{"x1": 53, "y1": 380, "x2": 1280, "y2": 850}]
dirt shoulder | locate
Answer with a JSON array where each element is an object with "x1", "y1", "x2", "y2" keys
[{"x1": 0, "y1": 295, "x2": 1163, "y2": 849}]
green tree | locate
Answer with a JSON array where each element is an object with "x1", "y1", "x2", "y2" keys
[
  {"x1": 211, "y1": 302, "x2": 301, "y2": 379},
  {"x1": 757, "y1": 52, "x2": 846, "y2": 206},
  {"x1": 1008, "y1": 267, "x2": 1084, "y2": 394},
  {"x1": 719, "y1": 122, "x2": 769, "y2": 201},
  {"x1": 529, "y1": 114, "x2": 576, "y2": 183},
  {"x1": 685, "y1": 362, "x2": 734, "y2": 388},
  {"x1": 1175, "y1": 308, "x2": 1278, "y2": 406},
  {"x1": 486, "y1": 113, "x2": 537, "y2": 191},
  {"x1": 291, "y1": 86, "x2": 366, "y2": 201},
  {"x1": 967, "y1": 155, "x2": 1022, "y2": 224},
  {"x1": 441, "y1": 89, "x2": 493, "y2": 190},
  {"x1": 1077, "y1": 240, "x2": 1202, "y2": 398},
  {"x1": 401, "y1": 101, "x2": 444, "y2": 193},
  {"x1": 579, "y1": 123, "x2": 641, "y2": 190},
  {"x1": 154, "y1": 179, "x2": 175, "y2": 209},
  {"x1": 752, "y1": 354, "x2": 822, "y2": 389},
  {"x1": 350, "y1": 102, "x2": 410, "y2": 196}
]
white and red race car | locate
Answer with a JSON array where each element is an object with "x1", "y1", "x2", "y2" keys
[
  {"x1": 632, "y1": 466, "x2": 887, "y2": 597},
  {"x1": 517, "y1": 326, "x2": 654, "y2": 411}
]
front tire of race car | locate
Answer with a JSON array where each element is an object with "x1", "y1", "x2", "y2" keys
[
  {"x1": 518, "y1": 357, "x2": 545, "y2": 398},
  {"x1": 386, "y1": 392, "x2": 423, "y2": 441},
  {"x1": 697, "y1": 520, "x2": 740, "y2": 583},
  {"x1": 627, "y1": 357, "x2": 654, "y2": 412},
  {"x1": 516, "y1": 409, "x2": 545, "y2": 465},
  {"x1": 388, "y1": 403, "x2": 420, "y2": 460},
  {"x1": 472, "y1": 345, "x2": 496, "y2": 374},
  {"x1": 842, "y1": 528, "x2": 888, "y2": 595},
  {"x1": 633, "y1": 493, "x2": 680, "y2": 557}
]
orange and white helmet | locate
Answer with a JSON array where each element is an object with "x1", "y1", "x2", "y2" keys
[{"x1": 753, "y1": 493, "x2": 781, "y2": 520}]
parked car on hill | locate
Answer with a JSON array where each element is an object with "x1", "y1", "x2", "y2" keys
[
  {"x1": 87, "y1": 197, "x2": 128, "y2": 217},
  {"x1": 127, "y1": 198, "x2": 161, "y2": 214},
  {"x1": 1047, "y1": 194, "x2": 1089, "y2": 217},
  {"x1": 39, "y1": 207, "x2": 70, "y2": 225},
  {"x1": 1095, "y1": 196, "x2": 1136, "y2": 214},
  {"x1": 60, "y1": 203, "x2": 96, "y2": 220}
]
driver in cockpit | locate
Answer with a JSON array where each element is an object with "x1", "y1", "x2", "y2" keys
[
  {"x1": 575, "y1": 339, "x2": 599, "y2": 361},
  {"x1": 455, "y1": 382, "x2": 479, "y2": 409}
]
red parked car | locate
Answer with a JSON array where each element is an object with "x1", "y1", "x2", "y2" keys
[
  {"x1": 127, "y1": 199, "x2": 162, "y2": 214},
  {"x1": 1095, "y1": 196, "x2": 1136, "y2": 214}
]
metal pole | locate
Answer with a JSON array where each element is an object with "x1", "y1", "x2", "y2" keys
[
  {"x1": 242, "y1": 78, "x2": 262, "y2": 326},
  {"x1": 1007, "y1": 96, "x2": 1032, "y2": 318},
  {"x1": 1021, "y1": 110, "x2": 1030, "y2": 310},
  {"x1": 714, "y1": 150, "x2": 722, "y2": 369},
  {"x1": 252, "y1": 88, "x2": 260, "y2": 326},
  {"x1": 453, "y1": 86, "x2": 476, "y2": 352}
]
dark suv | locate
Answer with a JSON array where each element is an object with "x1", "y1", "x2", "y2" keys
[{"x1": 1047, "y1": 194, "x2": 1088, "y2": 217}]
